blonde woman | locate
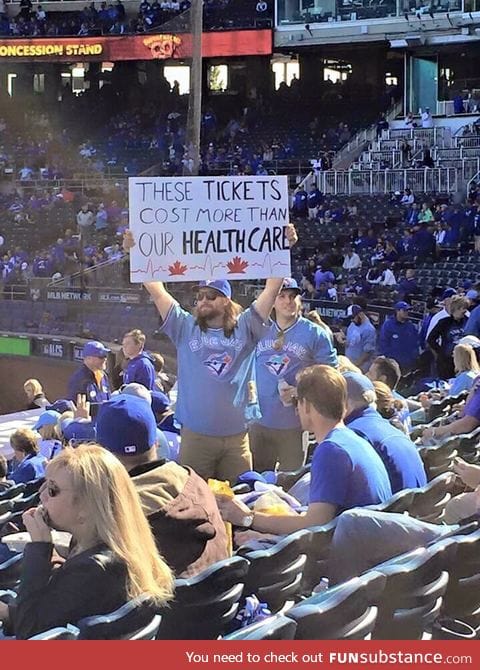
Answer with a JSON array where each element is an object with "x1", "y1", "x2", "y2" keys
[
  {"x1": 23, "y1": 378, "x2": 49, "y2": 410},
  {"x1": 0, "y1": 444, "x2": 174, "y2": 639},
  {"x1": 449, "y1": 343, "x2": 480, "y2": 396}
]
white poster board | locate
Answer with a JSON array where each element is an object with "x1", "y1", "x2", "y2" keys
[{"x1": 128, "y1": 176, "x2": 290, "y2": 282}]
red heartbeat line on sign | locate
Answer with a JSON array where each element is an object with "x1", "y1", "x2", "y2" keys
[{"x1": 131, "y1": 253, "x2": 290, "y2": 277}]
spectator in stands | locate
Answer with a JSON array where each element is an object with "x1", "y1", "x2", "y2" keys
[
  {"x1": 33, "y1": 410, "x2": 63, "y2": 460},
  {"x1": 420, "y1": 107, "x2": 433, "y2": 128},
  {"x1": 292, "y1": 187, "x2": 308, "y2": 218},
  {"x1": 314, "y1": 265, "x2": 335, "y2": 290},
  {"x1": 343, "y1": 304, "x2": 377, "y2": 373},
  {"x1": 76, "y1": 203, "x2": 95, "y2": 244},
  {"x1": 122, "y1": 328, "x2": 156, "y2": 390},
  {"x1": 426, "y1": 295, "x2": 470, "y2": 379},
  {"x1": 405, "y1": 204, "x2": 419, "y2": 227},
  {"x1": 96, "y1": 394, "x2": 229, "y2": 577},
  {"x1": 0, "y1": 444, "x2": 174, "y2": 638},
  {"x1": 418, "y1": 202, "x2": 434, "y2": 223},
  {"x1": 426, "y1": 289, "x2": 463, "y2": 342},
  {"x1": 344, "y1": 372, "x2": 426, "y2": 492},
  {"x1": 372, "y1": 380, "x2": 408, "y2": 433},
  {"x1": 422, "y1": 377, "x2": 480, "y2": 442},
  {"x1": 397, "y1": 229, "x2": 415, "y2": 260},
  {"x1": 400, "y1": 188, "x2": 414, "y2": 206},
  {"x1": 397, "y1": 268, "x2": 421, "y2": 302},
  {"x1": 250, "y1": 278, "x2": 338, "y2": 473},
  {"x1": 413, "y1": 222, "x2": 436, "y2": 260},
  {"x1": 465, "y1": 300, "x2": 480, "y2": 338},
  {"x1": 8, "y1": 427, "x2": 47, "y2": 484},
  {"x1": 216, "y1": 365, "x2": 392, "y2": 533},
  {"x1": 342, "y1": 247, "x2": 361, "y2": 272},
  {"x1": 23, "y1": 378, "x2": 50, "y2": 410},
  {"x1": 123, "y1": 226, "x2": 297, "y2": 484},
  {"x1": 0, "y1": 454, "x2": 12, "y2": 492},
  {"x1": 379, "y1": 302, "x2": 419, "y2": 372},
  {"x1": 67, "y1": 340, "x2": 111, "y2": 404},
  {"x1": 384, "y1": 240, "x2": 399, "y2": 264},
  {"x1": 307, "y1": 185, "x2": 322, "y2": 220}
]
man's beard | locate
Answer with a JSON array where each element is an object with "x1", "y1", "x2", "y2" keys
[{"x1": 195, "y1": 305, "x2": 225, "y2": 329}]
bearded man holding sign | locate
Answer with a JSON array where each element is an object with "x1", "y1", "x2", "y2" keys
[{"x1": 123, "y1": 223, "x2": 297, "y2": 484}]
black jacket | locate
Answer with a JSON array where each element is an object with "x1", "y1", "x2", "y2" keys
[{"x1": 8, "y1": 542, "x2": 128, "y2": 639}]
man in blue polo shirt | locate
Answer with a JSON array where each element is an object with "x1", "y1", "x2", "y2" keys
[
  {"x1": 251, "y1": 278, "x2": 338, "y2": 472},
  {"x1": 216, "y1": 365, "x2": 392, "y2": 534},
  {"x1": 344, "y1": 371, "x2": 426, "y2": 493},
  {"x1": 379, "y1": 301, "x2": 419, "y2": 372}
]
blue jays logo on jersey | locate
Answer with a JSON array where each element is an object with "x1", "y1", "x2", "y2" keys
[
  {"x1": 203, "y1": 352, "x2": 233, "y2": 377},
  {"x1": 264, "y1": 354, "x2": 290, "y2": 377}
]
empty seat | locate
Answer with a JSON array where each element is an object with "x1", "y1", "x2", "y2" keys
[
  {"x1": 222, "y1": 614, "x2": 297, "y2": 641},
  {"x1": 239, "y1": 530, "x2": 311, "y2": 612},
  {"x1": 366, "y1": 488, "x2": 416, "y2": 514},
  {"x1": 0, "y1": 553, "x2": 23, "y2": 589},
  {"x1": 409, "y1": 472, "x2": 454, "y2": 523},
  {"x1": 287, "y1": 571, "x2": 386, "y2": 640},
  {"x1": 29, "y1": 625, "x2": 80, "y2": 640},
  {"x1": 301, "y1": 519, "x2": 338, "y2": 593},
  {"x1": 157, "y1": 556, "x2": 249, "y2": 640}
]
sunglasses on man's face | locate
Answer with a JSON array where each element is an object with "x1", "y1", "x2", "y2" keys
[{"x1": 194, "y1": 290, "x2": 220, "y2": 303}]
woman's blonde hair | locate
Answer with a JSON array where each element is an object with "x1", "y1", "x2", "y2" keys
[
  {"x1": 373, "y1": 380, "x2": 395, "y2": 418},
  {"x1": 304, "y1": 310, "x2": 333, "y2": 338},
  {"x1": 10, "y1": 427, "x2": 39, "y2": 455},
  {"x1": 38, "y1": 424, "x2": 59, "y2": 440},
  {"x1": 47, "y1": 444, "x2": 174, "y2": 605},
  {"x1": 453, "y1": 343, "x2": 480, "y2": 375},
  {"x1": 23, "y1": 378, "x2": 43, "y2": 397},
  {"x1": 337, "y1": 355, "x2": 361, "y2": 375}
]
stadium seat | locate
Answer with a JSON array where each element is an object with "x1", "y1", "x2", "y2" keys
[
  {"x1": 371, "y1": 541, "x2": 453, "y2": 639},
  {"x1": 366, "y1": 488, "x2": 416, "y2": 514},
  {"x1": 276, "y1": 464, "x2": 311, "y2": 492},
  {"x1": 23, "y1": 478, "x2": 45, "y2": 496},
  {"x1": 0, "y1": 500, "x2": 13, "y2": 516},
  {"x1": 286, "y1": 571, "x2": 386, "y2": 640},
  {"x1": 418, "y1": 441, "x2": 458, "y2": 481},
  {"x1": 157, "y1": 556, "x2": 249, "y2": 640},
  {"x1": 301, "y1": 519, "x2": 338, "y2": 593},
  {"x1": 222, "y1": 614, "x2": 297, "y2": 640},
  {"x1": 239, "y1": 529, "x2": 311, "y2": 612},
  {"x1": 0, "y1": 484, "x2": 26, "y2": 501},
  {"x1": 11, "y1": 492, "x2": 41, "y2": 514},
  {"x1": 76, "y1": 594, "x2": 161, "y2": 640},
  {"x1": 0, "y1": 553, "x2": 23, "y2": 589},
  {"x1": 409, "y1": 472, "x2": 454, "y2": 523},
  {"x1": 29, "y1": 625, "x2": 80, "y2": 640}
]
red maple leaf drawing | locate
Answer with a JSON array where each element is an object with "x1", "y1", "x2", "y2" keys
[
  {"x1": 227, "y1": 256, "x2": 249, "y2": 274},
  {"x1": 168, "y1": 260, "x2": 188, "y2": 276}
]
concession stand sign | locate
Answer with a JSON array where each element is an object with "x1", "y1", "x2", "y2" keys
[{"x1": 0, "y1": 29, "x2": 272, "y2": 62}]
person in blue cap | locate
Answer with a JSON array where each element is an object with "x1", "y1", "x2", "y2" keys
[
  {"x1": 67, "y1": 340, "x2": 111, "y2": 405},
  {"x1": 251, "y1": 277, "x2": 338, "y2": 472},
  {"x1": 379, "y1": 302, "x2": 419, "y2": 372},
  {"x1": 123, "y1": 225, "x2": 298, "y2": 484}
]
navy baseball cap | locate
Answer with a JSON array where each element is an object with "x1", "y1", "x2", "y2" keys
[
  {"x1": 441, "y1": 288, "x2": 456, "y2": 301},
  {"x1": 197, "y1": 280, "x2": 231, "y2": 299},
  {"x1": 96, "y1": 395, "x2": 157, "y2": 455},
  {"x1": 346, "y1": 304, "x2": 363, "y2": 317},
  {"x1": 281, "y1": 278, "x2": 302, "y2": 294},
  {"x1": 46, "y1": 399, "x2": 76, "y2": 414},
  {"x1": 82, "y1": 341, "x2": 110, "y2": 358},
  {"x1": 394, "y1": 301, "x2": 411, "y2": 311},
  {"x1": 60, "y1": 418, "x2": 96, "y2": 442}
]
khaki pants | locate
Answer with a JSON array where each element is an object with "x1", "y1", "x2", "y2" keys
[
  {"x1": 249, "y1": 423, "x2": 306, "y2": 473},
  {"x1": 180, "y1": 428, "x2": 252, "y2": 485}
]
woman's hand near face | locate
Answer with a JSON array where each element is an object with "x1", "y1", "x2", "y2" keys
[{"x1": 22, "y1": 506, "x2": 52, "y2": 543}]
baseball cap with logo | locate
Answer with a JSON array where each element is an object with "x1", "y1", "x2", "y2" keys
[
  {"x1": 33, "y1": 410, "x2": 61, "y2": 432},
  {"x1": 281, "y1": 278, "x2": 302, "y2": 294},
  {"x1": 346, "y1": 304, "x2": 363, "y2": 317},
  {"x1": 441, "y1": 288, "x2": 457, "y2": 301},
  {"x1": 197, "y1": 280, "x2": 232, "y2": 299},
  {"x1": 393, "y1": 301, "x2": 411, "y2": 311},
  {"x1": 96, "y1": 395, "x2": 157, "y2": 455},
  {"x1": 82, "y1": 341, "x2": 110, "y2": 358}
]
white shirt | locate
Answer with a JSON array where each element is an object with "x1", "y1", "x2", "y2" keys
[
  {"x1": 382, "y1": 268, "x2": 397, "y2": 286},
  {"x1": 343, "y1": 252, "x2": 361, "y2": 270},
  {"x1": 421, "y1": 111, "x2": 433, "y2": 128}
]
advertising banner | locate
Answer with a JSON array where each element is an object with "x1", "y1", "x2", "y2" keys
[
  {"x1": 128, "y1": 175, "x2": 291, "y2": 283},
  {"x1": 0, "y1": 29, "x2": 272, "y2": 62}
]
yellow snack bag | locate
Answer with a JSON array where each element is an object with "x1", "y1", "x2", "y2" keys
[
  {"x1": 253, "y1": 491, "x2": 296, "y2": 516},
  {"x1": 208, "y1": 479, "x2": 234, "y2": 555}
]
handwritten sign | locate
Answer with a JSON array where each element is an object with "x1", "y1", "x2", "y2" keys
[{"x1": 128, "y1": 176, "x2": 290, "y2": 282}]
